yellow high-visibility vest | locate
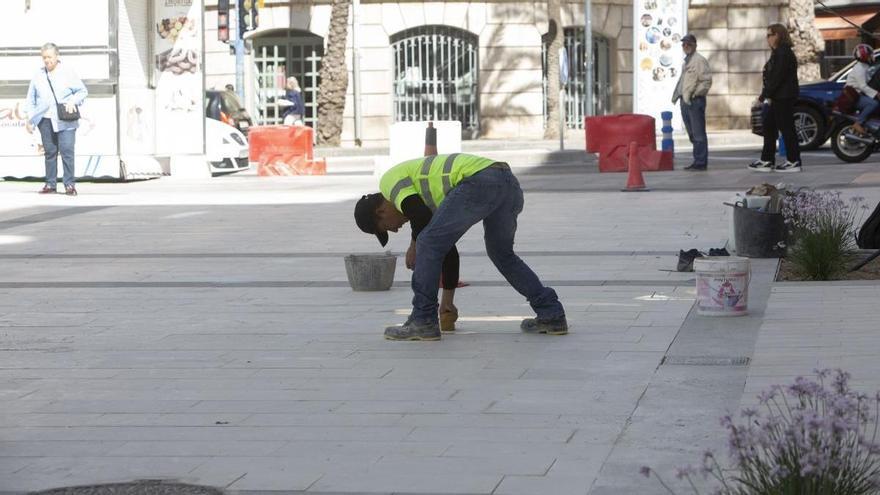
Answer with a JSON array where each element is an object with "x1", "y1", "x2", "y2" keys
[{"x1": 380, "y1": 153, "x2": 496, "y2": 211}]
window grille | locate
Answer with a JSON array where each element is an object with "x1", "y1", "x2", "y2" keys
[
  {"x1": 252, "y1": 31, "x2": 323, "y2": 129},
  {"x1": 391, "y1": 25, "x2": 479, "y2": 137},
  {"x1": 542, "y1": 28, "x2": 611, "y2": 128}
]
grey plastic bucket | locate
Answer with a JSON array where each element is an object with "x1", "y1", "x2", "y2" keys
[{"x1": 344, "y1": 253, "x2": 397, "y2": 291}]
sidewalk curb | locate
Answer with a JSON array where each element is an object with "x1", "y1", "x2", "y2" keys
[{"x1": 316, "y1": 130, "x2": 761, "y2": 158}]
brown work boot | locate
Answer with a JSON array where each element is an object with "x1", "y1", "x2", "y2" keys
[{"x1": 439, "y1": 307, "x2": 458, "y2": 332}]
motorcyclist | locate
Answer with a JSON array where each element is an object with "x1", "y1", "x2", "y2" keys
[{"x1": 845, "y1": 44, "x2": 879, "y2": 135}]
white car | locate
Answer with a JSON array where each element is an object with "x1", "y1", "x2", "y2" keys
[{"x1": 206, "y1": 118, "x2": 250, "y2": 176}]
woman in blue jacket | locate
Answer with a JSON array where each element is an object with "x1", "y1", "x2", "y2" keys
[
  {"x1": 281, "y1": 76, "x2": 305, "y2": 125},
  {"x1": 24, "y1": 43, "x2": 88, "y2": 196}
]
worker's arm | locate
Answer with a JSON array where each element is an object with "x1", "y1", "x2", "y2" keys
[{"x1": 401, "y1": 195, "x2": 460, "y2": 290}]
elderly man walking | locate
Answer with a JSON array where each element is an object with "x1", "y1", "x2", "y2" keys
[{"x1": 671, "y1": 33, "x2": 713, "y2": 171}]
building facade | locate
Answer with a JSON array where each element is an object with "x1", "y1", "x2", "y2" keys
[{"x1": 204, "y1": 0, "x2": 794, "y2": 146}]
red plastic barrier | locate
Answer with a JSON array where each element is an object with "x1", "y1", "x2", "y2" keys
[
  {"x1": 248, "y1": 125, "x2": 326, "y2": 176},
  {"x1": 585, "y1": 114, "x2": 672, "y2": 172}
]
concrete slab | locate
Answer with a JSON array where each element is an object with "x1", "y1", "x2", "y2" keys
[{"x1": 0, "y1": 148, "x2": 879, "y2": 494}]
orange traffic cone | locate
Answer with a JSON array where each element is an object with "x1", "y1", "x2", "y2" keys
[{"x1": 621, "y1": 142, "x2": 649, "y2": 192}]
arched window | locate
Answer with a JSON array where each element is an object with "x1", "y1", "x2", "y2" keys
[
  {"x1": 542, "y1": 28, "x2": 611, "y2": 128},
  {"x1": 252, "y1": 30, "x2": 324, "y2": 127},
  {"x1": 391, "y1": 25, "x2": 479, "y2": 137}
]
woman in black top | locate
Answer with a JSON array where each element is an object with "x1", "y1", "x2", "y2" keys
[{"x1": 749, "y1": 23, "x2": 802, "y2": 173}]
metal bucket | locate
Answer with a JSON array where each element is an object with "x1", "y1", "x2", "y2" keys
[{"x1": 733, "y1": 205, "x2": 786, "y2": 258}]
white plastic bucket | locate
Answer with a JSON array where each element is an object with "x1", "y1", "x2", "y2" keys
[{"x1": 694, "y1": 256, "x2": 750, "y2": 317}]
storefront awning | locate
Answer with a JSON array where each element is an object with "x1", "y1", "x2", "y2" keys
[{"x1": 816, "y1": 12, "x2": 879, "y2": 40}]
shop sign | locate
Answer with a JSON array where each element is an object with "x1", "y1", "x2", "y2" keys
[
  {"x1": 633, "y1": 0, "x2": 687, "y2": 130},
  {"x1": 153, "y1": 0, "x2": 204, "y2": 155}
]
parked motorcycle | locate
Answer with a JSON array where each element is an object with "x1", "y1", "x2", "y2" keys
[{"x1": 831, "y1": 111, "x2": 880, "y2": 163}]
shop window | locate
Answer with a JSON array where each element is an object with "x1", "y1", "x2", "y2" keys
[{"x1": 822, "y1": 39, "x2": 851, "y2": 79}]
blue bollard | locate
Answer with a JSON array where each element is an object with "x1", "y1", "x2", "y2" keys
[
  {"x1": 660, "y1": 111, "x2": 674, "y2": 152},
  {"x1": 777, "y1": 134, "x2": 786, "y2": 158}
]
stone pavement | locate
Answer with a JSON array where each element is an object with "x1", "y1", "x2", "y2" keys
[{"x1": 1, "y1": 148, "x2": 879, "y2": 494}]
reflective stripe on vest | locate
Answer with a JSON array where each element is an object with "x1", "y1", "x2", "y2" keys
[
  {"x1": 419, "y1": 155, "x2": 439, "y2": 211},
  {"x1": 380, "y1": 154, "x2": 496, "y2": 212},
  {"x1": 441, "y1": 153, "x2": 459, "y2": 195},
  {"x1": 418, "y1": 153, "x2": 460, "y2": 211},
  {"x1": 388, "y1": 177, "x2": 414, "y2": 207}
]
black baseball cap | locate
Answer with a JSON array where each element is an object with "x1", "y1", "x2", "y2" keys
[
  {"x1": 681, "y1": 33, "x2": 697, "y2": 45},
  {"x1": 354, "y1": 193, "x2": 389, "y2": 246}
]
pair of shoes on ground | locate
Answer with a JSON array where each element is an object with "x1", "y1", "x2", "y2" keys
[
  {"x1": 748, "y1": 160, "x2": 801, "y2": 173},
  {"x1": 39, "y1": 185, "x2": 77, "y2": 196},
  {"x1": 683, "y1": 164, "x2": 707, "y2": 171},
  {"x1": 384, "y1": 314, "x2": 568, "y2": 341},
  {"x1": 677, "y1": 247, "x2": 730, "y2": 272}
]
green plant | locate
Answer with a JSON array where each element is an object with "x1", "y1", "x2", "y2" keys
[
  {"x1": 642, "y1": 369, "x2": 880, "y2": 494},
  {"x1": 782, "y1": 191, "x2": 865, "y2": 280}
]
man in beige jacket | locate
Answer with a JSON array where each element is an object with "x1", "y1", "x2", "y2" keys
[{"x1": 671, "y1": 33, "x2": 713, "y2": 171}]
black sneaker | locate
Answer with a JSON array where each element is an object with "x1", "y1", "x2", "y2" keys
[
  {"x1": 684, "y1": 164, "x2": 707, "y2": 171},
  {"x1": 677, "y1": 249, "x2": 704, "y2": 272},
  {"x1": 775, "y1": 160, "x2": 801, "y2": 173},
  {"x1": 748, "y1": 160, "x2": 774, "y2": 173},
  {"x1": 708, "y1": 248, "x2": 730, "y2": 257},
  {"x1": 520, "y1": 315, "x2": 568, "y2": 335}
]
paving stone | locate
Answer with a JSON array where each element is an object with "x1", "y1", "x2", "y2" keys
[{"x1": 1, "y1": 160, "x2": 878, "y2": 493}]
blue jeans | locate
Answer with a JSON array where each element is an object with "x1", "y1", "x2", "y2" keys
[
  {"x1": 680, "y1": 96, "x2": 708, "y2": 167},
  {"x1": 410, "y1": 166, "x2": 565, "y2": 323},
  {"x1": 38, "y1": 118, "x2": 77, "y2": 188},
  {"x1": 856, "y1": 95, "x2": 880, "y2": 125}
]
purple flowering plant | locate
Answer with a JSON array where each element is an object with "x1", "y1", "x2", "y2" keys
[
  {"x1": 781, "y1": 190, "x2": 866, "y2": 280},
  {"x1": 641, "y1": 369, "x2": 880, "y2": 494}
]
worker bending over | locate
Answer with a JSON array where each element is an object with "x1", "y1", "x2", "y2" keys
[{"x1": 354, "y1": 153, "x2": 567, "y2": 341}]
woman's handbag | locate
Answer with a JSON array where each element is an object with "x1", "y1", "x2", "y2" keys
[{"x1": 45, "y1": 70, "x2": 80, "y2": 121}]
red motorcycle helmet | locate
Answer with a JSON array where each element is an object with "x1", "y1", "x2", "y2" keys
[{"x1": 853, "y1": 44, "x2": 875, "y2": 64}]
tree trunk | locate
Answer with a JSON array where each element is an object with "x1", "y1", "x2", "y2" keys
[
  {"x1": 316, "y1": 0, "x2": 351, "y2": 146},
  {"x1": 543, "y1": 0, "x2": 562, "y2": 139},
  {"x1": 788, "y1": 0, "x2": 824, "y2": 82}
]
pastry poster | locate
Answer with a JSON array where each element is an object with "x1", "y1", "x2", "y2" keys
[
  {"x1": 633, "y1": 0, "x2": 687, "y2": 130},
  {"x1": 154, "y1": 0, "x2": 204, "y2": 155}
]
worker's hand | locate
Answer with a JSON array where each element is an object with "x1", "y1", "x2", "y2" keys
[
  {"x1": 25, "y1": 121, "x2": 34, "y2": 134},
  {"x1": 405, "y1": 243, "x2": 416, "y2": 270}
]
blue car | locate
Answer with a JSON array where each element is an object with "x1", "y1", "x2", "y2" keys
[{"x1": 752, "y1": 49, "x2": 880, "y2": 150}]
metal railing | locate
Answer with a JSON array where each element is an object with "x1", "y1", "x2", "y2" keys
[
  {"x1": 542, "y1": 28, "x2": 611, "y2": 128},
  {"x1": 391, "y1": 25, "x2": 479, "y2": 137},
  {"x1": 253, "y1": 33, "x2": 323, "y2": 129}
]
